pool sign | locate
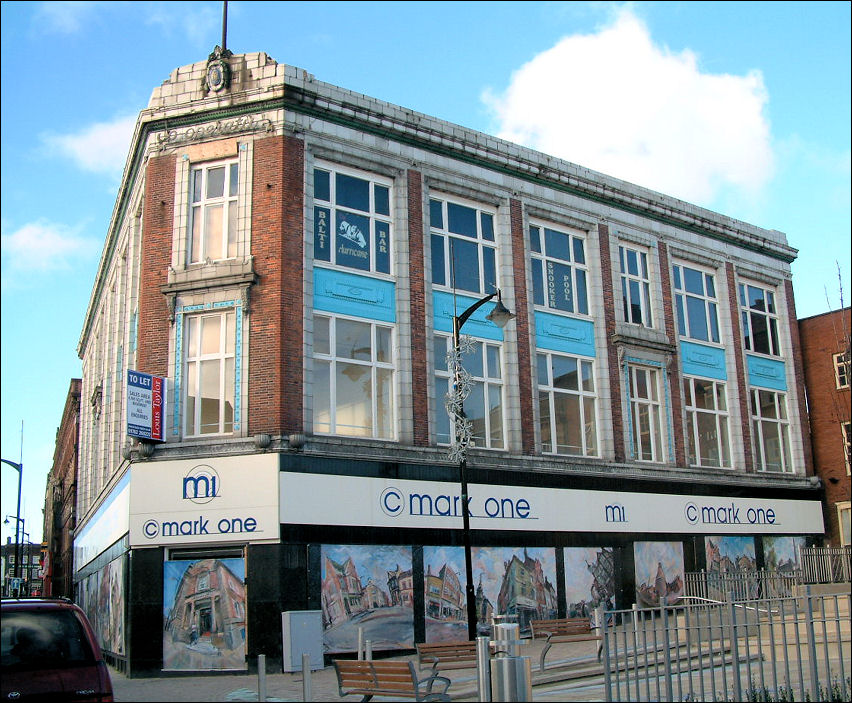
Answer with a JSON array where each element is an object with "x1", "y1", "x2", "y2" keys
[{"x1": 127, "y1": 370, "x2": 166, "y2": 442}]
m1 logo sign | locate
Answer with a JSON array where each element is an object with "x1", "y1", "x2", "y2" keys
[{"x1": 127, "y1": 370, "x2": 166, "y2": 442}]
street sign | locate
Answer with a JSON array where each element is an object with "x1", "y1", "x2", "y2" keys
[{"x1": 127, "y1": 370, "x2": 166, "y2": 442}]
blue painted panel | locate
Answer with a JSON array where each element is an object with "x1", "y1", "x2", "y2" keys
[
  {"x1": 433, "y1": 291, "x2": 505, "y2": 341},
  {"x1": 314, "y1": 268, "x2": 396, "y2": 323},
  {"x1": 680, "y1": 341, "x2": 727, "y2": 380},
  {"x1": 746, "y1": 354, "x2": 787, "y2": 391},
  {"x1": 535, "y1": 311, "x2": 596, "y2": 357}
]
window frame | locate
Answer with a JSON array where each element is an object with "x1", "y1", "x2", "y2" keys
[
  {"x1": 619, "y1": 244, "x2": 654, "y2": 328},
  {"x1": 627, "y1": 364, "x2": 666, "y2": 463},
  {"x1": 312, "y1": 312, "x2": 396, "y2": 440},
  {"x1": 434, "y1": 333, "x2": 506, "y2": 450},
  {"x1": 843, "y1": 421, "x2": 851, "y2": 475},
  {"x1": 312, "y1": 162, "x2": 394, "y2": 277},
  {"x1": 430, "y1": 196, "x2": 498, "y2": 297},
  {"x1": 529, "y1": 220, "x2": 590, "y2": 316},
  {"x1": 834, "y1": 351, "x2": 850, "y2": 389},
  {"x1": 750, "y1": 387, "x2": 793, "y2": 473},
  {"x1": 838, "y1": 502, "x2": 851, "y2": 547},
  {"x1": 188, "y1": 159, "x2": 240, "y2": 264},
  {"x1": 683, "y1": 376, "x2": 732, "y2": 469},
  {"x1": 739, "y1": 282, "x2": 782, "y2": 357},
  {"x1": 183, "y1": 309, "x2": 236, "y2": 438},
  {"x1": 536, "y1": 351, "x2": 598, "y2": 456},
  {"x1": 673, "y1": 262, "x2": 721, "y2": 344}
]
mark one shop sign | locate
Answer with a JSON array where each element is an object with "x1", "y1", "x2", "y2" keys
[
  {"x1": 129, "y1": 455, "x2": 279, "y2": 547},
  {"x1": 279, "y1": 474, "x2": 824, "y2": 535}
]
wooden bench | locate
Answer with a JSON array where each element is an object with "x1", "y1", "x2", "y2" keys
[
  {"x1": 333, "y1": 659, "x2": 452, "y2": 702},
  {"x1": 416, "y1": 639, "x2": 479, "y2": 676},
  {"x1": 530, "y1": 617, "x2": 602, "y2": 671}
]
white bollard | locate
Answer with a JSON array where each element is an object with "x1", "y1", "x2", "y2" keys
[
  {"x1": 357, "y1": 627, "x2": 364, "y2": 660},
  {"x1": 301, "y1": 652, "x2": 312, "y2": 702},
  {"x1": 258, "y1": 653, "x2": 267, "y2": 702},
  {"x1": 365, "y1": 640, "x2": 373, "y2": 660}
]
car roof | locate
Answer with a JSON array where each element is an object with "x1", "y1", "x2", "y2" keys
[{"x1": 1, "y1": 597, "x2": 81, "y2": 611}]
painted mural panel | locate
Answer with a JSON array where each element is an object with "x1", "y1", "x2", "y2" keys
[
  {"x1": 163, "y1": 558, "x2": 247, "y2": 671},
  {"x1": 321, "y1": 544, "x2": 414, "y2": 653},
  {"x1": 763, "y1": 536, "x2": 805, "y2": 572},
  {"x1": 563, "y1": 547, "x2": 616, "y2": 618},
  {"x1": 471, "y1": 546, "x2": 557, "y2": 636},
  {"x1": 423, "y1": 546, "x2": 467, "y2": 642},
  {"x1": 634, "y1": 541, "x2": 684, "y2": 607},
  {"x1": 705, "y1": 536, "x2": 757, "y2": 572},
  {"x1": 77, "y1": 554, "x2": 126, "y2": 656}
]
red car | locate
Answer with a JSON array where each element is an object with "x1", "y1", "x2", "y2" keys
[{"x1": 1, "y1": 597, "x2": 114, "y2": 702}]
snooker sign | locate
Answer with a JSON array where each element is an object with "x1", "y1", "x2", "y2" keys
[{"x1": 126, "y1": 370, "x2": 166, "y2": 442}]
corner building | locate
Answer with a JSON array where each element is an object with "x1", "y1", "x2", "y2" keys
[{"x1": 74, "y1": 49, "x2": 824, "y2": 675}]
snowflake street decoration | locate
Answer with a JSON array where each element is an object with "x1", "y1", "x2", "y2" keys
[{"x1": 446, "y1": 335, "x2": 476, "y2": 463}]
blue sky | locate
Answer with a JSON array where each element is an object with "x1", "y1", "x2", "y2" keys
[{"x1": 1, "y1": 1, "x2": 850, "y2": 545}]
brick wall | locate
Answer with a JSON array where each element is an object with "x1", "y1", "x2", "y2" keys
[
  {"x1": 510, "y1": 198, "x2": 535, "y2": 455},
  {"x1": 407, "y1": 169, "x2": 429, "y2": 446}
]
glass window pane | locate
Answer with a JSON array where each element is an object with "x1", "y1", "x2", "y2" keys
[
  {"x1": 466, "y1": 381, "x2": 486, "y2": 445},
  {"x1": 435, "y1": 337, "x2": 449, "y2": 370},
  {"x1": 461, "y1": 341, "x2": 483, "y2": 377},
  {"x1": 581, "y1": 361, "x2": 594, "y2": 392},
  {"x1": 431, "y1": 234, "x2": 446, "y2": 286},
  {"x1": 185, "y1": 364, "x2": 197, "y2": 433},
  {"x1": 191, "y1": 205, "x2": 202, "y2": 261},
  {"x1": 576, "y1": 269, "x2": 588, "y2": 314},
  {"x1": 374, "y1": 184, "x2": 390, "y2": 216},
  {"x1": 480, "y1": 212, "x2": 494, "y2": 241},
  {"x1": 314, "y1": 316, "x2": 330, "y2": 355},
  {"x1": 435, "y1": 377, "x2": 450, "y2": 444},
  {"x1": 199, "y1": 359, "x2": 221, "y2": 433},
  {"x1": 708, "y1": 303, "x2": 719, "y2": 342},
  {"x1": 430, "y1": 199, "x2": 443, "y2": 230},
  {"x1": 486, "y1": 345, "x2": 501, "y2": 380},
  {"x1": 544, "y1": 228, "x2": 571, "y2": 261},
  {"x1": 374, "y1": 221, "x2": 390, "y2": 274},
  {"x1": 376, "y1": 327, "x2": 392, "y2": 363},
  {"x1": 336, "y1": 319, "x2": 371, "y2": 360},
  {"x1": 686, "y1": 296, "x2": 709, "y2": 341},
  {"x1": 529, "y1": 226, "x2": 541, "y2": 254},
  {"x1": 693, "y1": 379, "x2": 711, "y2": 409},
  {"x1": 697, "y1": 412, "x2": 719, "y2": 467},
  {"x1": 201, "y1": 315, "x2": 221, "y2": 355},
  {"x1": 547, "y1": 261, "x2": 574, "y2": 312},
  {"x1": 684, "y1": 267, "x2": 704, "y2": 295},
  {"x1": 539, "y1": 392, "x2": 553, "y2": 453},
  {"x1": 572, "y1": 237, "x2": 585, "y2": 265},
  {"x1": 229, "y1": 163, "x2": 239, "y2": 197},
  {"x1": 314, "y1": 169, "x2": 330, "y2": 201},
  {"x1": 206, "y1": 166, "x2": 225, "y2": 199},
  {"x1": 447, "y1": 202, "x2": 477, "y2": 238},
  {"x1": 483, "y1": 247, "x2": 496, "y2": 294},
  {"x1": 205, "y1": 203, "x2": 224, "y2": 259},
  {"x1": 584, "y1": 397, "x2": 597, "y2": 455},
  {"x1": 673, "y1": 265, "x2": 682, "y2": 290},
  {"x1": 488, "y1": 385, "x2": 503, "y2": 447},
  {"x1": 552, "y1": 356, "x2": 578, "y2": 390},
  {"x1": 224, "y1": 357, "x2": 234, "y2": 433},
  {"x1": 532, "y1": 259, "x2": 544, "y2": 306},
  {"x1": 376, "y1": 368, "x2": 393, "y2": 438},
  {"x1": 192, "y1": 170, "x2": 203, "y2": 203},
  {"x1": 554, "y1": 393, "x2": 582, "y2": 454},
  {"x1": 537, "y1": 354, "x2": 549, "y2": 386},
  {"x1": 335, "y1": 172, "x2": 370, "y2": 212},
  {"x1": 225, "y1": 312, "x2": 235, "y2": 355},
  {"x1": 675, "y1": 297, "x2": 686, "y2": 336},
  {"x1": 626, "y1": 248, "x2": 638, "y2": 276},
  {"x1": 704, "y1": 274, "x2": 715, "y2": 298},
  {"x1": 715, "y1": 383, "x2": 727, "y2": 412},
  {"x1": 450, "y1": 238, "x2": 480, "y2": 293},
  {"x1": 335, "y1": 210, "x2": 370, "y2": 271},
  {"x1": 335, "y1": 363, "x2": 371, "y2": 436}
]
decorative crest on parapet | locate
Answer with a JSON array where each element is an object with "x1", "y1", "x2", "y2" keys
[
  {"x1": 156, "y1": 115, "x2": 274, "y2": 150},
  {"x1": 204, "y1": 44, "x2": 234, "y2": 94}
]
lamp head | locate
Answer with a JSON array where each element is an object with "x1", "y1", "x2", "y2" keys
[{"x1": 485, "y1": 292, "x2": 516, "y2": 329}]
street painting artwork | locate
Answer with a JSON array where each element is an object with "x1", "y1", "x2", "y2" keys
[
  {"x1": 320, "y1": 544, "x2": 414, "y2": 653},
  {"x1": 162, "y1": 558, "x2": 247, "y2": 671},
  {"x1": 77, "y1": 554, "x2": 126, "y2": 656},
  {"x1": 763, "y1": 535, "x2": 806, "y2": 571},
  {"x1": 705, "y1": 536, "x2": 757, "y2": 572},
  {"x1": 563, "y1": 547, "x2": 616, "y2": 618},
  {"x1": 423, "y1": 545, "x2": 468, "y2": 642},
  {"x1": 634, "y1": 541, "x2": 684, "y2": 607},
  {"x1": 470, "y1": 546, "x2": 557, "y2": 636}
]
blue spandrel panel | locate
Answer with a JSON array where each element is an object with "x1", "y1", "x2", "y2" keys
[
  {"x1": 746, "y1": 354, "x2": 787, "y2": 391},
  {"x1": 432, "y1": 291, "x2": 505, "y2": 341},
  {"x1": 314, "y1": 268, "x2": 396, "y2": 323},
  {"x1": 535, "y1": 311, "x2": 595, "y2": 357},
  {"x1": 680, "y1": 341, "x2": 727, "y2": 381}
]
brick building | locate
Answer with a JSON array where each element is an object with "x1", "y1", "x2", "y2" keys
[
  {"x1": 72, "y1": 47, "x2": 824, "y2": 675},
  {"x1": 41, "y1": 378, "x2": 81, "y2": 599},
  {"x1": 799, "y1": 308, "x2": 851, "y2": 546}
]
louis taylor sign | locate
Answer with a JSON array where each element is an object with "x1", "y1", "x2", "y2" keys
[{"x1": 126, "y1": 370, "x2": 165, "y2": 442}]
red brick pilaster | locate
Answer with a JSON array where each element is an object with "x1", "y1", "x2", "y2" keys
[
  {"x1": 138, "y1": 154, "x2": 176, "y2": 378},
  {"x1": 407, "y1": 170, "x2": 429, "y2": 446},
  {"x1": 509, "y1": 198, "x2": 534, "y2": 455},
  {"x1": 657, "y1": 242, "x2": 686, "y2": 467},
  {"x1": 725, "y1": 262, "x2": 755, "y2": 472},
  {"x1": 248, "y1": 134, "x2": 304, "y2": 435},
  {"x1": 599, "y1": 223, "x2": 625, "y2": 462}
]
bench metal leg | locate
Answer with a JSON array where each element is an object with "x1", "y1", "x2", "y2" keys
[{"x1": 539, "y1": 641, "x2": 551, "y2": 672}]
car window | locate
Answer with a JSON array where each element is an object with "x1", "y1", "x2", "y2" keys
[{"x1": 1, "y1": 610, "x2": 95, "y2": 671}]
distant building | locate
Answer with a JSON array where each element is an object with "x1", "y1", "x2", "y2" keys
[
  {"x1": 424, "y1": 563, "x2": 464, "y2": 621},
  {"x1": 42, "y1": 379, "x2": 81, "y2": 599},
  {"x1": 799, "y1": 307, "x2": 851, "y2": 546},
  {"x1": 1, "y1": 539, "x2": 43, "y2": 597}
]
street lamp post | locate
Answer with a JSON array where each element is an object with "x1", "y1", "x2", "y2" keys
[
  {"x1": 1, "y1": 458, "x2": 23, "y2": 581},
  {"x1": 446, "y1": 289, "x2": 515, "y2": 640}
]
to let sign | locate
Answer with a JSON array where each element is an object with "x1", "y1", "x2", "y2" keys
[{"x1": 127, "y1": 370, "x2": 166, "y2": 442}]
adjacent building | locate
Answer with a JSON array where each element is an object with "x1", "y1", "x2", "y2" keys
[
  {"x1": 72, "y1": 46, "x2": 825, "y2": 675},
  {"x1": 799, "y1": 307, "x2": 851, "y2": 547}
]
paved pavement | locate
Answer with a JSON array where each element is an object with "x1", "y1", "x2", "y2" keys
[{"x1": 108, "y1": 638, "x2": 603, "y2": 702}]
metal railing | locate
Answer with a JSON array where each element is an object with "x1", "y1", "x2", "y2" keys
[
  {"x1": 802, "y1": 546, "x2": 852, "y2": 585},
  {"x1": 685, "y1": 568, "x2": 805, "y2": 601},
  {"x1": 602, "y1": 589, "x2": 851, "y2": 702}
]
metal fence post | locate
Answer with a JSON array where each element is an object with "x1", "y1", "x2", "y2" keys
[
  {"x1": 258, "y1": 654, "x2": 267, "y2": 702},
  {"x1": 728, "y1": 592, "x2": 742, "y2": 701},
  {"x1": 804, "y1": 585, "x2": 821, "y2": 701},
  {"x1": 660, "y1": 597, "x2": 674, "y2": 702},
  {"x1": 602, "y1": 608, "x2": 613, "y2": 703},
  {"x1": 301, "y1": 652, "x2": 312, "y2": 702}
]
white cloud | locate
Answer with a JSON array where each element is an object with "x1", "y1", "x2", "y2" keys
[
  {"x1": 34, "y1": 1, "x2": 100, "y2": 34},
  {"x1": 0, "y1": 220, "x2": 100, "y2": 276},
  {"x1": 482, "y1": 8, "x2": 775, "y2": 206},
  {"x1": 42, "y1": 115, "x2": 136, "y2": 177}
]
